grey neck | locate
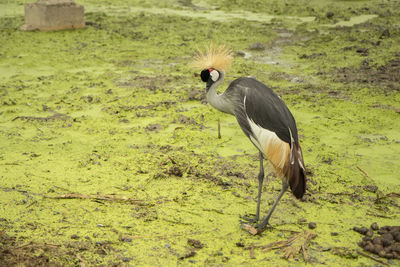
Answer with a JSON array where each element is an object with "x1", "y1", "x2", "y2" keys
[{"x1": 206, "y1": 71, "x2": 233, "y2": 115}]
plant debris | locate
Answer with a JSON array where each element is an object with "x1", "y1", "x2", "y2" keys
[{"x1": 244, "y1": 230, "x2": 317, "y2": 261}]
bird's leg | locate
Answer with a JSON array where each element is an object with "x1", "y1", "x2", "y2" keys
[
  {"x1": 254, "y1": 152, "x2": 264, "y2": 221},
  {"x1": 240, "y1": 152, "x2": 264, "y2": 223},
  {"x1": 256, "y1": 180, "x2": 289, "y2": 231}
]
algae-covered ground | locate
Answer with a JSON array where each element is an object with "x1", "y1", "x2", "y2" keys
[{"x1": 1, "y1": 0, "x2": 399, "y2": 265}]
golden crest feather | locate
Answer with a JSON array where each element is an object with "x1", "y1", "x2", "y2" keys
[{"x1": 191, "y1": 44, "x2": 233, "y2": 71}]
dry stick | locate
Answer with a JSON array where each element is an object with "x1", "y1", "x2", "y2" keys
[
  {"x1": 365, "y1": 212, "x2": 392, "y2": 219},
  {"x1": 12, "y1": 112, "x2": 70, "y2": 122},
  {"x1": 356, "y1": 166, "x2": 376, "y2": 182},
  {"x1": 44, "y1": 193, "x2": 144, "y2": 204},
  {"x1": 250, "y1": 244, "x2": 256, "y2": 259},
  {"x1": 301, "y1": 244, "x2": 308, "y2": 262},
  {"x1": 76, "y1": 255, "x2": 87, "y2": 267},
  {"x1": 217, "y1": 119, "x2": 221, "y2": 139},
  {"x1": 123, "y1": 230, "x2": 205, "y2": 240},
  {"x1": 357, "y1": 250, "x2": 389, "y2": 266}
]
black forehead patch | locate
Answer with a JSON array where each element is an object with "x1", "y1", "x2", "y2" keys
[{"x1": 200, "y1": 69, "x2": 210, "y2": 82}]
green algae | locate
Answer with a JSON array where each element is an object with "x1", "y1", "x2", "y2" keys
[{"x1": 0, "y1": 0, "x2": 399, "y2": 265}]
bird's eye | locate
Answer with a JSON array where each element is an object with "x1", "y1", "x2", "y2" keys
[
  {"x1": 200, "y1": 69, "x2": 210, "y2": 82},
  {"x1": 210, "y1": 69, "x2": 219, "y2": 82}
]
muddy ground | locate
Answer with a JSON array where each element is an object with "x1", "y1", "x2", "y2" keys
[{"x1": 0, "y1": 0, "x2": 399, "y2": 265}]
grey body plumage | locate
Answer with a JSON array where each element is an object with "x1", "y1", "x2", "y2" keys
[{"x1": 202, "y1": 69, "x2": 306, "y2": 233}]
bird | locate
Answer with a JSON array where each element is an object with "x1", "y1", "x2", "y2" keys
[{"x1": 192, "y1": 45, "x2": 306, "y2": 233}]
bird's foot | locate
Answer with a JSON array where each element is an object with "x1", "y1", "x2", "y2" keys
[
  {"x1": 255, "y1": 221, "x2": 273, "y2": 234},
  {"x1": 239, "y1": 213, "x2": 259, "y2": 224},
  {"x1": 240, "y1": 215, "x2": 272, "y2": 235}
]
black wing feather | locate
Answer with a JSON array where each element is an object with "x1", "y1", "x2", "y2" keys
[{"x1": 227, "y1": 77, "x2": 299, "y2": 146}]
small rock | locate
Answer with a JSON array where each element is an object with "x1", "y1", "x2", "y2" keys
[
  {"x1": 326, "y1": 11, "x2": 334, "y2": 19},
  {"x1": 374, "y1": 244, "x2": 384, "y2": 255},
  {"x1": 379, "y1": 29, "x2": 390, "y2": 39},
  {"x1": 393, "y1": 232, "x2": 400, "y2": 242},
  {"x1": 362, "y1": 236, "x2": 372, "y2": 242},
  {"x1": 249, "y1": 42, "x2": 265, "y2": 50},
  {"x1": 354, "y1": 226, "x2": 369, "y2": 235},
  {"x1": 385, "y1": 252, "x2": 394, "y2": 259},
  {"x1": 235, "y1": 242, "x2": 245, "y2": 247},
  {"x1": 373, "y1": 236, "x2": 383, "y2": 245},
  {"x1": 356, "y1": 47, "x2": 369, "y2": 56},
  {"x1": 390, "y1": 226, "x2": 400, "y2": 232},
  {"x1": 122, "y1": 257, "x2": 132, "y2": 262},
  {"x1": 298, "y1": 218, "x2": 307, "y2": 224},
  {"x1": 235, "y1": 51, "x2": 246, "y2": 57},
  {"x1": 371, "y1": 222, "x2": 379, "y2": 230},
  {"x1": 331, "y1": 232, "x2": 339, "y2": 236},
  {"x1": 187, "y1": 89, "x2": 203, "y2": 101},
  {"x1": 168, "y1": 166, "x2": 183, "y2": 177},
  {"x1": 378, "y1": 228, "x2": 388, "y2": 235},
  {"x1": 70, "y1": 234, "x2": 80, "y2": 240},
  {"x1": 123, "y1": 237, "x2": 132, "y2": 242},
  {"x1": 308, "y1": 222, "x2": 317, "y2": 229},
  {"x1": 364, "y1": 242, "x2": 375, "y2": 252},
  {"x1": 382, "y1": 238, "x2": 393, "y2": 247},
  {"x1": 119, "y1": 119, "x2": 130, "y2": 123},
  {"x1": 366, "y1": 228, "x2": 374, "y2": 237},
  {"x1": 146, "y1": 124, "x2": 162, "y2": 132},
  {"x1": 363, "y1": 185, "x2": 378, "y2": 193},
  {"x1": 382, "y1": 233, "x2": 394, "y2": 243},
  {"x1": 187, "y1": 239, "x2": 204, "y2": 249}
]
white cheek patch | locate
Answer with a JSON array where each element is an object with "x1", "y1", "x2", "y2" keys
[{"x1": 210, "y1": 70, "x2": 219, "y2": 82}]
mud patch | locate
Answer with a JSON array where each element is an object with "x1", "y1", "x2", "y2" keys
[{"x1": 334, "y1": 57, "x2": 400, "y2": 91}]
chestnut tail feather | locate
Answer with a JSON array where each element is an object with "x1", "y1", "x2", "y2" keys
[{"x1": 287, "y1": 144, "x2": 306, "y2": 199}]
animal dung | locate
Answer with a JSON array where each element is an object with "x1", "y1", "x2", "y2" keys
[{"x1": 354, "y1": 223, "x2": 400, "y2": 259}]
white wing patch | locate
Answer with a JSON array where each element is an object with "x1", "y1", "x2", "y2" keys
[{"x1": 243, "y1": 96, "x2": 290, "y2": 170}]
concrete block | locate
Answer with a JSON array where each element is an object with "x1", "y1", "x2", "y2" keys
[{"x1": 21, "y1": 0, "x2": 85, "y2": 31}]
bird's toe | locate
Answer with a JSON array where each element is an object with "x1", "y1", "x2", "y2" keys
[{"x1": 239, "y1": 213, "x2": 259, "y2": 224}]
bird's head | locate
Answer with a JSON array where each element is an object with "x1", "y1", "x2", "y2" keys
[
  {"x1": 200, "y1": 68, "x2": 220, "y2": 91},
  {"x1": 191, "y1": 44, "x2": 232, "y2": 89}
]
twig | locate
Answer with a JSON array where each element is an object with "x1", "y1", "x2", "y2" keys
[
  {"x1": 366, "y1": 212, "x2": 392, "y2": 219},
  {"x1": 122, "y1": 230, "x2": 206, "y2": 240},
  {"x1": 326, "y1": 192, "x2": 353, "y2": 196},
  {"x1": 357, "y1": 250, "x2": 389, "y2": 266},
  {"x1": 217, "y1": 119, "x2": 221, "y2": 139},
  {"x1": 76, "y1": 255, "x2": 87, "y2": 267},
  {"x1": 52, "y1": 185, "x2": 74, "y2": 193},
  {"x1": 250, "y1": 244, "x2": 256, "y2": 259},
  {"x1": 356, "y1": 166, "x2": 375, "y2": 182},
  {"x1": 14, "y1": 242, "x2": 33, "y2": 249},
  {"x1": 301, "y1": 244, "x2": 308, "y2": 262},
  {"x1": 25, "y1": 200, "x2": 38, "y2": 209},
  {"x1": 44, "y1": 193, "x2": 144, "y2": 204},
  {"x1": 12, "y1": 112, "x2": 70, "y2": 122}
]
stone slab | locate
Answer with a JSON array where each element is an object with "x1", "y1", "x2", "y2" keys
[{"x1": 21, "y1": 0, "x2": 85, "y2": 31}]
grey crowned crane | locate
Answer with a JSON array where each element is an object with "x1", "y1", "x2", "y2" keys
[{"x1": 192, "y1": 45, "x2": 306, "y2": 233}]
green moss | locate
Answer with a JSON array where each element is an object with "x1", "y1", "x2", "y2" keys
[{"x1": 0, "y1": 0, "x2": 399, "y2": 265}]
